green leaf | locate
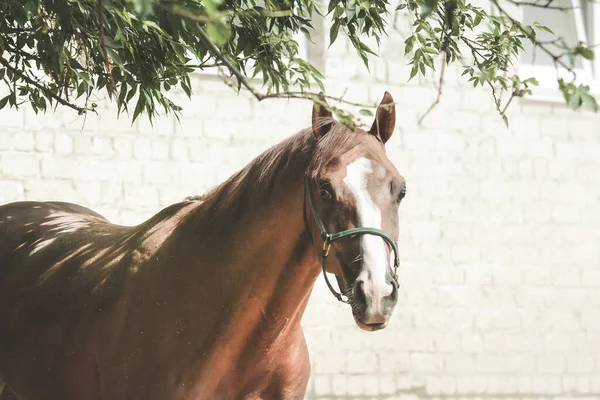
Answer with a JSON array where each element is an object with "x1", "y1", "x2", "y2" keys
[
  {"x1": 569, "y1": 92, "x2": 582, "y2": 110},
  {"x1": 444, "y1": 0, "x2": 458, "y2": 31},
  {"x1": 533, "y1": 21, "x2": 554, "y2": 35},
  {"x1": 117, "y1": 84, "x2": 128, "y2": 110},
  {"x1": 76, "y1": 82, "x2": 86, "y2": 99},
  {"x1": 0, "y1": 95, "x2": 9, "y2": 110},
  {"x1": 409, "y1": 63, "x2": 419, "y2": 81},
  {"x1": 404, "y1": 36, "x2": 415, "y2": 55},
  {"x1": 581, "y1": 93, "x2": 598, "y2": 112},
  {"x1": 127, "y1": 83, "x2": 138, "y2": 102},
  {"x1": 501, "y1": 113, "x2": 508, "y2": 128},
  {"x1": 330, "y1": 21, "x2": 340, "y2": 46},
  {"x1": 580, "y1": 48, "x2": 595, "y2": 60},
  {"x1": 333, "y1": 6, "x2": 344, "y2": 19},
  {"x1": 359, "y1": 108, "x2": 374, "y2": 116},
  {"x1": 345, "y1": 4, "x2": 356, "y2": 21},
  {"x1": 328, "y1": 1, "x2": 337, "y2": 14},
  {"x1": 521, "y1": 25, "x2": 535, "y2": 42},
  {"x1": 420, "y1": 0, "x2": 438, "y2": 18},
  {"x1": 206, "y1": 23, "x2": 231, "y2": 46},
  {"x1": 132, "y1": 95, "x2": 146, "y2": 122},
  {"x1": 524, "y1": 77, "x2": 539, "y2": 86},
  {"x1": 359, "y1": 41, "x2": 377, "y2": 56},
  {"x1": 181, "y1": 77, "x2": 192, "y2": 97},
  {"x1": 567, "y1": 51, "x2": 576, "y2": 68}
]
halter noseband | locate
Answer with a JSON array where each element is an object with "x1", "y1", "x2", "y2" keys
[{"x1": 303, "y1": 179, "x2": 400, "y2": 304}]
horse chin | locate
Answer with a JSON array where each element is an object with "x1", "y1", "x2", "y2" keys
[{"x1": 352, "y1": 314, "x2": 389, "y2": 332}]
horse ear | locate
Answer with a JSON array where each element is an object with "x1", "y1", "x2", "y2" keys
[
  {"x1": 369, "y1": 91, "x2": 396, "y2": 144},
  {"x1": 312, "y1": 93, "x2": 333, "y2": 139}
]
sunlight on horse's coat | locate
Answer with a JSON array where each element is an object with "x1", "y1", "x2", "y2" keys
[
  {"x1": 81, "y1": 247, "x2": 110, "y2": 268},
  {"x1": 133, "y1": 202, "x2": 196, "y2": 265},
  {"x1": 36, "y1": 243, "x2": 93, "y2": 284},
  {"x1": 39, "y1": 211, "x2": 94, "y2": 234},
  {"x1": 29, "y1": 237, "x2": 57, "y2": 255},
  {"x1": 14, "y1": 242, "x2": 28, "y2": 252}
]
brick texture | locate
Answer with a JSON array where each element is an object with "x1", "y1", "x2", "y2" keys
[{"x1": 1, "y1": 15, "x2": 600, "y2": 400}]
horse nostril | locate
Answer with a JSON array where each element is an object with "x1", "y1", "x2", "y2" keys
[
  {"x1": 353, "y1": 279, "x2": 368, "y2": 306},
  {"x1": 384, "y1": 280, "x2": 399, "y2": 305}
]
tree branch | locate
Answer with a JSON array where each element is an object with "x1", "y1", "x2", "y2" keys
[
  {"x1": 261, "y1": 90, "x2": 398, "y2": 108},
  {"x1": 490, "y1": 0, "x2": 575, "y2": 75},
  {"x1": 503, "y1": 0, "x2": 579, "y2": 10},
  {"x1": 196, "y1": 26, "x2": 394, "y2": 111},
  {"x1": 500, "y1": 91, "x2": 517, "y2": 114},
  {"x1": 196, "y1": 26, "x2": 267, "y2": 100},
  {"x1": 418, "y1": 54, "x2": 446, "y2": 125},
  {"x1": 0, "y1": 56, "x2": 91, "y2": 114},
  {"x1": 97, "y1": 0, "x2": 114, "y2": 97},
  {"x1": 4, "y1": 42, "x2": 45, "y2": 64}
]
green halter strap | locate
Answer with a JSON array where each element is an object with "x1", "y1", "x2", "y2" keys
[{"x1": 303, "y1": 179, "x2": 400, "y2": 303}]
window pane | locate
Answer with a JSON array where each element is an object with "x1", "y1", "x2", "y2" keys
[{"x1": 521, "y1": 0, "x2": 583, "y2": 68}]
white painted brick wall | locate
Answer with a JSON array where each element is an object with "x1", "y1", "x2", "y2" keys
[{"x1": 1, "y1": 20, "x2": 600, "y2": 400}]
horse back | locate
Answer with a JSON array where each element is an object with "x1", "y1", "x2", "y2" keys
[
  {"x1": 0, "y1": 198, "x2": 197, "y2": 333},
  {"x1": 0, "y1": 199, "x2": 133, "y2": 313},
  {"x1": 0, "y1": 200, "x2": 115, "y2": 273},
  {"x1": 0, "y1": 199, "x2": 203, "y2": 399}
]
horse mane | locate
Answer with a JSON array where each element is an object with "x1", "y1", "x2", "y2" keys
[
  {"x1": 184, "y1": 195, "x2": 204, "y2": 202},
  {"x1": 189, "y1": 121, "x2": 367, "y2": 226}
]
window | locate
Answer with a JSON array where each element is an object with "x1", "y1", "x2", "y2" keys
[{"x1": 519, "y1": 0, "x2": 600, "y2": 95}]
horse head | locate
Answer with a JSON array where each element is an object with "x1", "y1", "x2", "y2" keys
[{"x1": 305, "y1": 92, "x2": 406, "y2": 331}]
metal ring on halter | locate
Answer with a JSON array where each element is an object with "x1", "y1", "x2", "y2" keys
[{"x1": 303, "y1": 179, "x2": 401, "y2": 303}]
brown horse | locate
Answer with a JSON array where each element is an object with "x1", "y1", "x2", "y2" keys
[{"x1": 0, "y1": 92, "x2": 406, "y2": 400}]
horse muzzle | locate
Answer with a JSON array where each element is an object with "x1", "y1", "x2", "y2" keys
[{"x1": 350, "y1": 275, "x2": 398, "y2": 331}]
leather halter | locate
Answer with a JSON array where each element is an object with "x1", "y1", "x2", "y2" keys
[{"x1": 303, "y1": 179, "x2": 400, "y2": 303}]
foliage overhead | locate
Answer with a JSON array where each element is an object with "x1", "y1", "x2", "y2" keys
[{"x1": 0, "y1": 0, "x2": 596, "y2": 126}]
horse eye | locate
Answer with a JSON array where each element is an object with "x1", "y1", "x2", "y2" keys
[
  {"x1": 397, "y1": 185, "x2": 406, "y2": 203},
  {"x1": 320, "y1": 189, "x2": 332, "y2": 201}
]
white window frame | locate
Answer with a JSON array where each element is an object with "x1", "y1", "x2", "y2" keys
[
  {"x1": 591, "y1": 2, "x2": 600, "y2": 74},
  {"x1": 518, "y1": 0, "x2": 600, "y2": 101}
]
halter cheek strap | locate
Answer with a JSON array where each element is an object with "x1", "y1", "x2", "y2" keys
[{"x1": 302, "y1": 179, "x2": 400, "y2": 303}]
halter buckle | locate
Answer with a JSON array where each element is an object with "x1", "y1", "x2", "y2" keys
[{"x1": 321, "y1": 240, "x2": 332, "y2": 258}]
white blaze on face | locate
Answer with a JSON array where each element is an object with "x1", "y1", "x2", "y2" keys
[{"x1": 343, "y1": 157, "x2": 393, "y2": 301}]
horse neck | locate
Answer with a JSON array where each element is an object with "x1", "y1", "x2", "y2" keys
[
  {"x1": 232, "y1": 181, "x2": 319, "y2": 327},
  {"x1": 175, "y1": 151, "x2": 321, "y2": 337},
  {"x1": 151, "y1": 178, "x2": 318, "y2": 395},
  {"x1": 226, "y1": 176, "x2": 319, "y2": 323}
]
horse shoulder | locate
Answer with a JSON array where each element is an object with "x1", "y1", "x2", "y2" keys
[{"x1": 260, "y1": 327, "x2": 311, "y2": 400}]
